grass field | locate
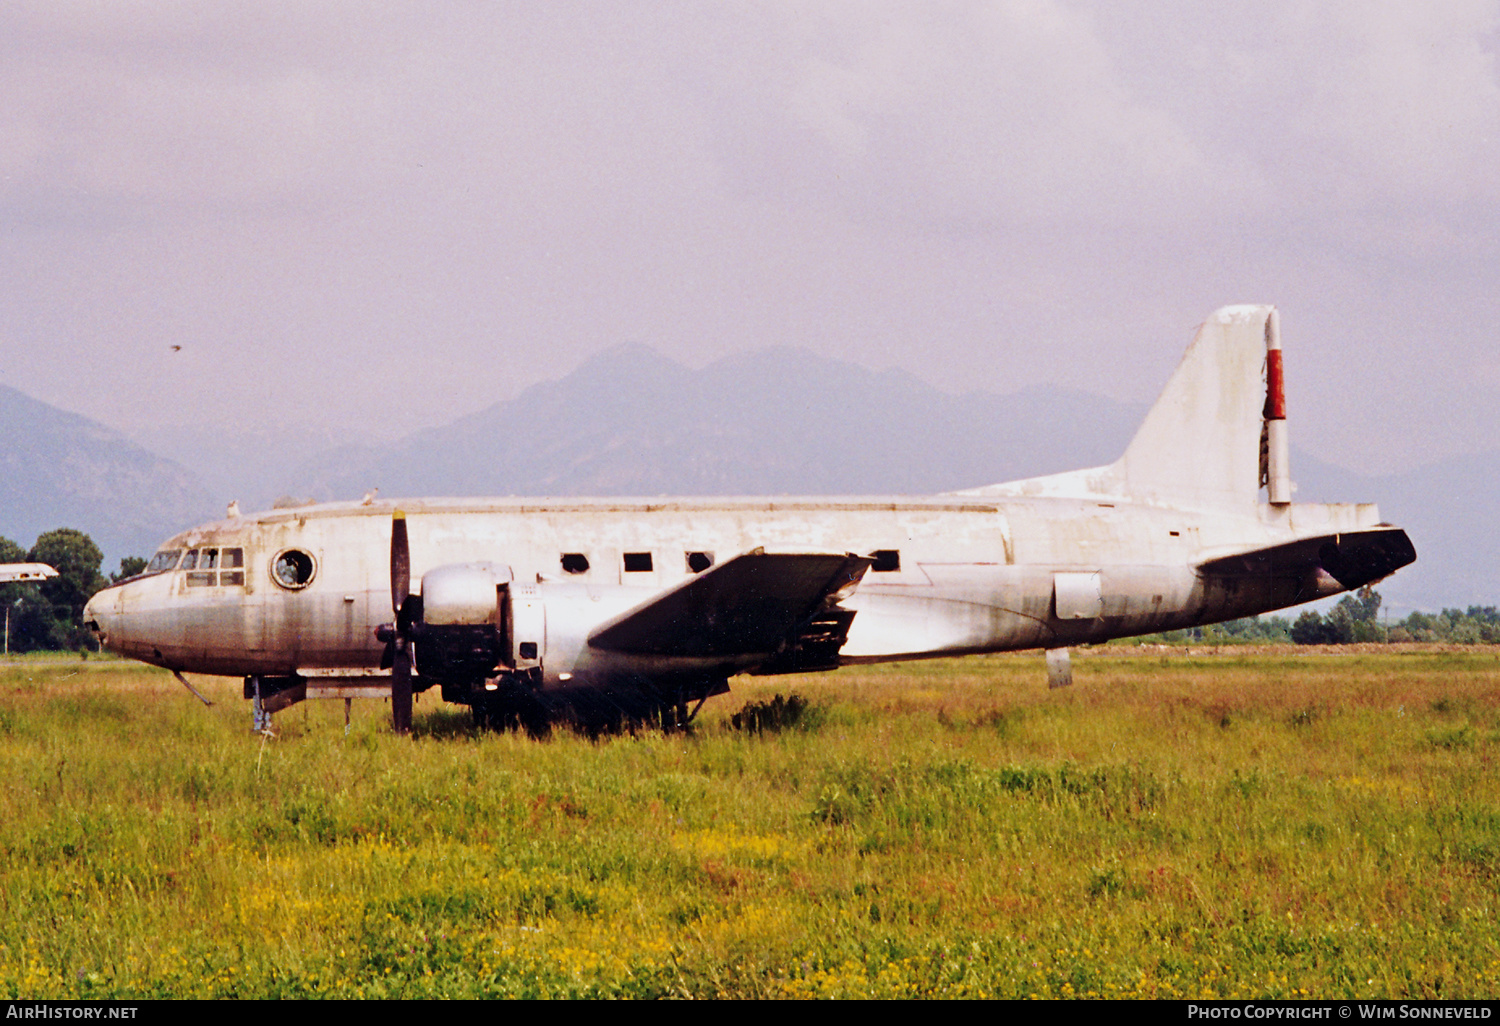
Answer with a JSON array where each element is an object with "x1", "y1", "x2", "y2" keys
[{"x1": 1, "y1": 647, "x2": 1498, "y2": 999}]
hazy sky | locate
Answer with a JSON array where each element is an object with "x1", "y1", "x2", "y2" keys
[{"x1": 2, "y1": 1, "x2": 1496, "y2": 476}]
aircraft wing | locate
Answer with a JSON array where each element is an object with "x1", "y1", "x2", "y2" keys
[
  {"x1": 1197, "y1": 527, "x2": 1416, "y2": 591},
  {"x1": 588, "y1": 548, "x2": 872, "y2": 661},
  {"x1": 0, "y1": 563, "x2": 58, "y2": 584}
]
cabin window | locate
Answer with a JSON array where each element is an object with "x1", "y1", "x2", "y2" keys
[
  {"x1": 560, "y1": 553, "x2": 590, "y2": 574},
  {"x1": 186, "y1": 571, "x2": 215, "y2": 587},
  {"x1": 685, "y1": 551, "x2": 714, "y2": 574},
  {"x1": 271, "y1": 549, "x2": 316, "y2": 590},
  {"x1": 623, "y1": 552, "x2": 654, "y2": 573},
  {"x1": 222, "y1": 548, "x2": 244, "y2": 569},
  {"x1": 181, "y1": 550, "x2": 199, "y2": 571},
  {"x1": 870, "y1": 550, "x2": 901, "y2": 573}
]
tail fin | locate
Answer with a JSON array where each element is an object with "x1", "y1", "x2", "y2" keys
[
  {"x1": 956, "y1": 305, "x2": 1287, "y2": 510},
  {"x1": 1115, "y1": 304, "x2": 1283, "y2": 509}
]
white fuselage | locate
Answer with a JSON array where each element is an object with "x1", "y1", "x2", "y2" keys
[
  {"x1": 81, "y1": 305, "x2": 1418, "y2": 728},
  {"x1": 84, "y1": 494, "x2": 1379, "y2": 687}
]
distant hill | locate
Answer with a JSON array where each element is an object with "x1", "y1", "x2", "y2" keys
[
  {"x1": 1294, "y1": 449, "x2": 1499, "y2": 616},
  {"x1": 290, "y1": 343, "x2": 1144, "y2": 499},
  {"x1": 0, "y1": 385, "x2": 215, "y2": 567}
]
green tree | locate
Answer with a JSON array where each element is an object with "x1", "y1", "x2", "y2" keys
[
  {"x1": 5, "y1": 592, "x2": 58, "y2": 652},
  {"x1": 27, "y1": 528, "x2": 106, "y2": 651},
  {"x1": 111, "y1": 556, "x2": 148, "y2": 583},
  {"x1": 1333, "y1": 586, "x2": 1385, "y2": 642},
  {"x1": 0, "y1": 536, "x2": 28, "y2": 610},
  {"x1": 1291, "y1": 588, "x2": 1385, "y2": 645},
  {"x1": 1324, "y1": 602, "x2": 1356, "y2": 643},
  {"x1": 0, "y1": 535, "x2": 34, "y2": 654},
  {"x1": 0, "y1": 536, "x2": 26, "y2": 566},
  {"x1": 1290, "y1": 609, "x2": 1335, "y2": 644},
  {"x1": 1346, "y1": 586, "x2": 1382, "y2": 624}
]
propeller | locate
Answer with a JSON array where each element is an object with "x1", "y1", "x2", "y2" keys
[{"x1": 375, "y1": 510, "x2": 418, "y2": 734}]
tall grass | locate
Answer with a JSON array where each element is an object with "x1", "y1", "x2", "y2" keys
[{"x1": 1, "y1": 648, "x2": 1497, "y2": 998}]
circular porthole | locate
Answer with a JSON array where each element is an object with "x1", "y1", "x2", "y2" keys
[{"x1": 271, "y1": 549, "x2": 316, "y2": 590}]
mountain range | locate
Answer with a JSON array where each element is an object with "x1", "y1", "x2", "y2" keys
[
  {"x1": 0, "y1": 384, "x2": 214, "y2": 568},
  {"x1": 0, "y1": 347, "x2": 1490, "y2": 614},
  {"x1": 289, "y1": 343, "x2": 1142, "y2": 501}
]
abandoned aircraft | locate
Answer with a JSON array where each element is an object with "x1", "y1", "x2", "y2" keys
[
  {"x1": 84, "y1": 306, "x2": 1415, "y2": 734},
  {"x1": 0, "y1": 564, "x2": 58, "y2": 584}
]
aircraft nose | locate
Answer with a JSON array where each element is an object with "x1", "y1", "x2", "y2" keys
[{"x1": 83, "y1": 587, "x2": 120, "y2": 649}]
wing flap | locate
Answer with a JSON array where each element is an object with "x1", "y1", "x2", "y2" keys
[{"x1": 588, "y1": 548, "x2": 871, "y2": 658}]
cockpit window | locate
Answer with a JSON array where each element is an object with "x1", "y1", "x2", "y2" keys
[
  {"x1": 154, "y1": 545, "x2": 245, "y2": 587},
  {"x1": 145, "y1": 550, "x2": 182, "y2": 573}
]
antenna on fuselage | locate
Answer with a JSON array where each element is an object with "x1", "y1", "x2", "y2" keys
[{"x1": 171, "y1": 669, "x2": 214, "y2": 706}]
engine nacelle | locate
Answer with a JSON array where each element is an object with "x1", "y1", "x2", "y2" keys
[
  {"x1": 421, "y1": 562, "x2": 513, "y2": 625},
  {"x1": 414, "y1": 562, "x2": 516, "y2": 684},
  {"x1": 412, "y1": 564, "x2": 677, "y2": 693}
]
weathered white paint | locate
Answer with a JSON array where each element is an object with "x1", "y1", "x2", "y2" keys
[
  {"x1": 83, "y1": 306, "x2": 1414, "y2": 719},
  {"x1": 0, "y1": 563, "x2": 58, "y2": 583}
]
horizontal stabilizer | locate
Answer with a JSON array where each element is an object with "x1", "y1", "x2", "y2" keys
[
  {"x1": 589, "y1": 549, "x2": 871, "y2": 658},
  {"x1": 1198, "y1": 527, "x2": 1416, "y2": 591}
]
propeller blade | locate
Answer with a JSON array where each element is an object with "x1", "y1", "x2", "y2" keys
[
  {"x1": 387, "y1": 509, "x2": 414, "y2": 734},
  {"x1": 397, "y1": 593, "x2": 423, "y2": 634},
  {"x1": 391, "y1": 638, "x2": 412, "y2": 735},
  {"x1": 391, "y1": 510, "x2": 410, "y2": 616}
]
